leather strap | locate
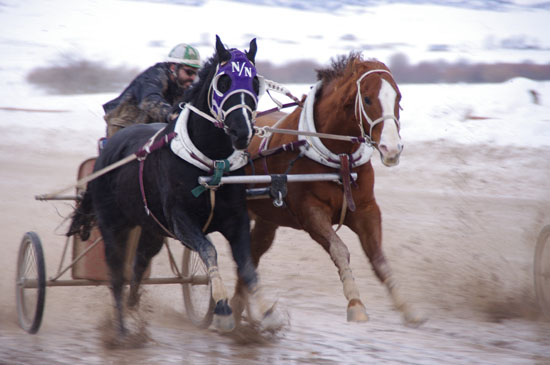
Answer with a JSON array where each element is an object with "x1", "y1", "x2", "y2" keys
[
  {"x1": 138, "y1": 130, "x2": 178, "y2": 238},
  {"x1": 339, "y1": 154, "x2": 356, "y2": 212}
]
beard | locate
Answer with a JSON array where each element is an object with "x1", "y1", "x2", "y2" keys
[{"x1": 176, "y1": 74, "x2": 194, "y2": 89}]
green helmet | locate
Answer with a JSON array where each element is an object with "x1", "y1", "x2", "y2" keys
[{"x1": 166, "y1": 43, "x2": 201, "y2": 68}]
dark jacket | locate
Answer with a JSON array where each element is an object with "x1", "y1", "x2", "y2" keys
[{"x1": 103, "y1": 62, "x2": 185, "y2": 127}]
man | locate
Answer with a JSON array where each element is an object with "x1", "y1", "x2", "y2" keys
[
  {"x1": 93, "y1": 44, "x2": 200, "y2": 282},
  {"x1": 103, "y1": 43, "x2": 201, "y2": 137}
]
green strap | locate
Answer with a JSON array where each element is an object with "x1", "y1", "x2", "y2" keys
[{"x1": 191, "y1": 159, "x2": 230, "y2": 197}]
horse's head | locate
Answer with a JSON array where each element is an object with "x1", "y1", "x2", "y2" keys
[
  {"x1": 352, "y1": 59, "x2": 403, "y2": 166},
  {"x1": 319, "y1": 55, "x2": 403, "y2": 166},
  {"x1": 207, "y1": 35, "x2": 263, "y2": 150}
]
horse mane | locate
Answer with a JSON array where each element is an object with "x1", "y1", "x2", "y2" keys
[
  {"x1": 315, "y1": 52, "x2": 388, "y2": 84},
  {"x1": 182, "y1": 47, "x2": 240, "y2": 105}
]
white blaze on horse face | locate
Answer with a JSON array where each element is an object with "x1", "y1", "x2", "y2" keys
[
  {"x1": 240, "y1": 93, "x2": 254, "y2": 146},
  {"x1": 377, "y1": 79, "x2": 402, "y2": 166}
]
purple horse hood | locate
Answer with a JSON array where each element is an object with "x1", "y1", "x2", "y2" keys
[{"x1": 209, "y1": 50, "x2": 259, "y2": 120}]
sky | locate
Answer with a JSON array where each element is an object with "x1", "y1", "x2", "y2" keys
[
  {"x1": 0, "y1": 0, "x2": 548, "y2": 155},
  {"x1": 1, "y1": 0, "x2": 549, "y2": 71}
]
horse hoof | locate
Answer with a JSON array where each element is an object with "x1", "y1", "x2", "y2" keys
[
  {"x1": 403, "y1": 308, "x2": 428, "y2": 328},
  {"x1": 127, "y1": 298, "x2": 138, "y2": 310},
  {"x1": 260, "y1": 305, "x2": 287, "y2": 332},
  {"x1": 347, "y1": 300, "x2": 369, "y2": 322},
  {"x1": 229, "y1": 295, "x2": 246, "y2": 325},
  {"x1": 213, "y1": 314, "x2": 235, "y2": 333}
]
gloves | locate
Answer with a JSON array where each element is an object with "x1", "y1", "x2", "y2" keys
[
  {"x1": 166, "y1": 111, "x2": 179, "y2": 122},
  {"x1": 166, "y1": 103, "x2": 183, "y2": 122}
]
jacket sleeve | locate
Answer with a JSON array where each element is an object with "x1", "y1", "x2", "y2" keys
[{"x1": 133, "y1": 66, "x2": 173, "y2": 122}]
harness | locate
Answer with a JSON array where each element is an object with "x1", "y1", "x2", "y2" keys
[
  {"x1": 170, "y1": 105, "x2": 249, "y2": 172},
  {"x1": 297, "y1": 81, "x2": 374, "y2": 169},
  {"x1": 255, "y1": 69, "x2": 400, "y2": 230},
  {"x1": 168, "y1": 50, "x2": 260, "y2": 232},
  {"x1": 137, "y1": 127, "x2": 178, "y2": 238},
  {"x1": 138, "y1": 126, "x2": 233, "y2": 236}
]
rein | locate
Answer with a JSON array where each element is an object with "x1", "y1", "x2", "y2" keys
[
  {"x1": 35, "y1": 131, "x2": 177, "y2": 201},
  {"x1": 185, "y1": 103, "x2": 222, "y2": 127},
  {"x1": 255, "y1": 125, "x2": 370, "y2": 144},
  {"x1": 137, "y1": 128, "x2": 178, "y2": 238},
  {"x1": 257, "y1": 102, "x2": 300, "y2": 118},
  {"x1": 257, "y1": 79, "x2": 304, "y2": 117}
]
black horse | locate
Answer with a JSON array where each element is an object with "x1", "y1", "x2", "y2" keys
[{"x1": 70, "y1": 36, "x2": 280, "y2": 335}]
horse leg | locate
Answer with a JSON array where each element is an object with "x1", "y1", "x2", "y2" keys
[
  {"x1": 172, "y1": 221, "x2": 235, "y2": 332},
  {"x1": 347, "y1": 202, "x2": 427, "y2": 327},
  {"x1": 101, "y1": 225, "x2": 131, "y2": 335},
  {"x1": 301, "y1": 205, "x2": 369, "y2": 322},
  {"x1": 198, "y1": 241, "x2": 236, "y2": 332},
  {"x1": 230, "y1": 217, "x2": 279, "y2": 325},
  {"x1": 127, "y1": 229, "x2": 164, "y2": 308}
]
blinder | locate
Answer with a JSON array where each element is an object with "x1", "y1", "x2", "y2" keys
[{"x1": 208, "y1": 50, "x2": 264, "y2": 125}]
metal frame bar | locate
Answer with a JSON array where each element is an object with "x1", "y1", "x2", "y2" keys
[
  {"x1": 199, "y1": 173, "x2": 356, "y2": 186},
  {"x1": 21, "y1": 275, "x2": 208, "y2": 288},
  {"x1": 49, "y1": 236, "x2": 103, "y2": 282},
  {"x1": 32, "y1": 173, "x2": 349, "y2": 290}
]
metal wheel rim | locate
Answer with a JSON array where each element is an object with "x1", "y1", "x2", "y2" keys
[
  {"x1": 534, "y1": 225, "x2": 550, "y2": 319},
  {"x1": 15, "y1": 232, "x2": 46, "y2": 334},
  {"x1": 182, "y1": 246, "x2": 214, "y2": 328}
]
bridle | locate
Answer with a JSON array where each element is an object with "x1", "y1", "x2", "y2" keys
[
  {"x1": 354, "y1": 69, "x2": 401, "y2": 143},
  {"x1": 208, "y1": 72, "x2": 262, "y2": 127},
  {"x1": 199, "y1": 50, "x2": 264, "y2": 131},
  {"x1": 171, "y1": 50, "x2": 262, "y2": 172}
]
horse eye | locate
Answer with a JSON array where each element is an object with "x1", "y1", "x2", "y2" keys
[
  {"x1": 363, "y1": 96, "x2": 371, "y2": 105},
  {"x1": 253, "y1": 76, "x2": 260, "y2": 95},
  {"x1": 216, "y1": 74, "x2": 231, "y2": 93}
]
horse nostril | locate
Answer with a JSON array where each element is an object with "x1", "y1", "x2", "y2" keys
[{"x1": 379, "y1": 144, "x2": 389, "y2": 154}]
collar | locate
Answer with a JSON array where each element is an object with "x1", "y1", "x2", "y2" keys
[
  {"x1": 170, "y1": 104, "x2": 249, "y2": 172},
  {"x1": 298, "y1": 82, "x2": 373, "y2": 169}
]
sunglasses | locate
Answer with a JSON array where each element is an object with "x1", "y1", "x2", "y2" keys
[{"x1": 182, "y1": 67, "x2": 198, "y2": 77}]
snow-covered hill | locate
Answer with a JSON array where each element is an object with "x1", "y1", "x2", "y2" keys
[{"x1": 0, "y1": 0, "x2": 548, "y2": 154}]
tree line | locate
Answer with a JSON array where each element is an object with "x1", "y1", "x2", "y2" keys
[
  {"x1": 257, "y1": 54, "x2": 550, "y2": 84},
  {"x1": 26, "y1": 54, "x2": 550, "y2": 95}
]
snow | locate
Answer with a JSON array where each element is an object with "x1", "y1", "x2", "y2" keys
[{"x1": 0, "y1": 0, "x2": 549, "y2": 156}]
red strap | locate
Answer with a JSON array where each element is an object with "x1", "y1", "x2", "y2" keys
[
  {"x1": 339, "y1": 154, "x2": 356, "y2": 212},
  {"x1": 136, "y1": 132, "x2": 177, "y2": 159},
  {"x1": 257, "y1": 102, "x2": 300, "y2": 118},
  {"x1": 137, "y1": 131, "x2": 178, "y2": 238}
]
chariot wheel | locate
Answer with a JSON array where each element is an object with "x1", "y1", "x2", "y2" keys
[
  {"x1": 182, "y1": 246, "x2": 214, "y2": 328},
  {"x1": 535, "y1": 225, "x2": 550, "y2": 319},
  {"x1": 15, "y1": 232, "x2": 46, "y2": 334}
]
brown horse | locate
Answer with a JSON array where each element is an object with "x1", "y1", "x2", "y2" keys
[{"x1": 232, "y1": 53, "x2": 425, "y2": 326}]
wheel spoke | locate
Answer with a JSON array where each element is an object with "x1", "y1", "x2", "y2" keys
[
  {"x1": 182, "y1": 247, "x2": 214, "y2": 328},
  {"x1": 24, "y1": 248, "x2": 37, "y2": 278},
  {"x1": 16, "y1": 232, "x2": 46, "y2": 333}
]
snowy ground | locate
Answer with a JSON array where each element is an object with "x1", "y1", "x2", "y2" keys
[{"x1": 1, "y1": 1, "x2": 550, "y2": 363}]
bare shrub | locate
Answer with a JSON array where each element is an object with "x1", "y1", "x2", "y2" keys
[
  {"x1": 389, "y1": 52, "x2": 550, "y2": 84},
  {"x1": 27, "y1": 53, "x2": 550, "y2": 94},
  {"x1": 257, "y1": 60, "x2": 319, "y2": 83},
  {"x1": 26, "y1": 57, "x2": 140, "y2": 94}
]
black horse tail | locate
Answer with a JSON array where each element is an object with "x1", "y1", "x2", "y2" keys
[{"x1": 66, "y1": 190, "x2": 95, "y2": 241}]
